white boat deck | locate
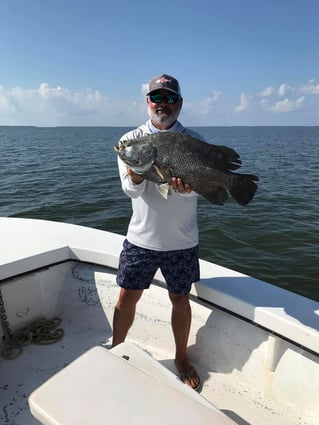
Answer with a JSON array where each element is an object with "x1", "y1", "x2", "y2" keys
[
  {"x1": 1, "y1": 218, "x2": 319, "y2": 424},
  {"x1": 1, "y1": 217, "x2": 318, "y2": 354}
]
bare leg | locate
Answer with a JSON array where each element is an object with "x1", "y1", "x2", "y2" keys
[
  {"x1": 169, "y1": 292, "x2": 200, "y2": 389},
  {"x1": 112, "y1": 288, "x2": 144, "y2": 347}
]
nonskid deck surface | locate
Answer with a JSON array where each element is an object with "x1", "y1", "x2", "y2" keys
[
  {"x1": 1, "y1": 265, "x2": 115, "y2": 425},
  {"x1": 0, "y1": 263, "x2": 316, "y2": 425}
]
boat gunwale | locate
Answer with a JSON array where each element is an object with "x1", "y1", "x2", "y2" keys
[
  {"x1": 0, "y1": 217, "x2": 318, "y2": 355},
  {"x1": 1, "y1": 256, "x2": 318, "y2": 358}
]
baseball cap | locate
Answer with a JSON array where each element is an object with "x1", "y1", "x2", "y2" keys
[{"x1": 147, "y1": 74, "x2": 182, "y2": 96}]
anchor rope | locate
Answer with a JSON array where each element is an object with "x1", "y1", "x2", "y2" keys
[{"x1": 0, "y1": 287, "x2": 64, "y2": 360}]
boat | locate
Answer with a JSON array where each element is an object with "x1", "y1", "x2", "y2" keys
[{"x1": 0, "y1": 217, "x2": 318, "y2": 424}]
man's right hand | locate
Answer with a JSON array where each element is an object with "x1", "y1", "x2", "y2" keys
[{"x1": 127, "y1": 168, "x2": 144, "y2": 185}]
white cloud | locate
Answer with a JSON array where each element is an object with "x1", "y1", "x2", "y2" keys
[
  {"x1": 277, "y1": 83, "x2": 291, "y2": 97},
  {"x1": 0, "y1": 83, "x2": 109, "y2": 116},
  {"x1": 0, "y1": 78, "x2": 318, "y2": 126},
  {"x1": 234, "y1": 92, "x2": 251, "y2": 112},
  {"x1": 257, "y1": 81, "x2": 314, "y2": 116},
  {"x1": 260, "y1": 84, "x2": 292, "y2": 98},
  {"x1": 35, "y1": 83, "x2": 110, "y2": 113},
  {"x1": 259, "y1": 98, "x2": 270, "y2": 111},
  {"x1": 299, "y1": 79, "x2": 319, "y2": 95},
  {"x1": 0, "y1": 86, "x2": 19, "y2": 113},
  {"x1": 259, "y1": 86, "x2": 275, "y2": 97},
  {"x1": 198, "y1": 90, "x2": 222, "y2": 114},
  {"x1": 0, "y1": 83, "x2": 147, "y2": 126},
  {"x1": 268, "y1": 96, "x2": 305, "y2": 113},
  {"x1": 141, "y1": 83, "x2": 149, "y2": 96}
]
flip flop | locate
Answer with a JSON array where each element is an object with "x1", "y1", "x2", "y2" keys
[{"x1": 179, "y1": 366, "x2": 201, "y2": 391}]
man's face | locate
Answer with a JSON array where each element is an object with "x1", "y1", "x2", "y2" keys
[{"x1": 147, "y1": 90, "x2": 183, "y2": 129}]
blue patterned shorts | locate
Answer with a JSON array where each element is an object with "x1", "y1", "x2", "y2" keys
[{"x1": 117, "y1": 239, "x2": 200, "y2": 295}]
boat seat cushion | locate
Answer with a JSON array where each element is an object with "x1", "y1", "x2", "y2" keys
[{"x1": 29, "y1": 344, "x2": 235, "y2": 425}]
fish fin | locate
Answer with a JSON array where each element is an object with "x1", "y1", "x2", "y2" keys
[
  {"x1": 216, "y1": 146, "x2": 242, "y2": 171},
  {"x1": 229, "y1": 174, "x2": 259, "y2": 206},
  {"x1": 153, "y1": 165, "x2": 165, "y2": 180},
  {"x1": 156, "y1": 183, "x2": 172, "y2": 199},
  {"x1": 197, "y1": 144, "x2": 242, "y2": 171},
  {"x1": 198, "y1": 188, "x2": 229, "y2": 205}
]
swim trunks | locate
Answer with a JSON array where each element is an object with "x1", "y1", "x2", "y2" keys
[{"x1": 117, "y1": 239, "x2": 200, "y2": 295}]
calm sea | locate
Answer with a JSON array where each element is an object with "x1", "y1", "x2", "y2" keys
[{"x1": 0, "y1": 126, "x2": 318, "y2": 301}]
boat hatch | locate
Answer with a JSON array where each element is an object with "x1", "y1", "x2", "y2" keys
[{"x1": 29, "y1": 342, "x2": 236, "y2": 425}]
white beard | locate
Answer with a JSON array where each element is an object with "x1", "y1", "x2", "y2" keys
[{"x1": 148, "y1": 105, "x2": 181, "y2": 128}]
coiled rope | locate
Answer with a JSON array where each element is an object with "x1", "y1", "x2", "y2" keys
[{"x1": 1, "y1": 317, "x2": 64, "y2": 360}]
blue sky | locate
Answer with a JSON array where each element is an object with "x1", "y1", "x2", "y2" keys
[{"x1": 1, "y1": 0, "x2": 318, "y2": 126}]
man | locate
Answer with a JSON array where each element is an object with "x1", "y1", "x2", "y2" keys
[{"x1": 112, "y1": 74, "x2": 205, "y2": 390}]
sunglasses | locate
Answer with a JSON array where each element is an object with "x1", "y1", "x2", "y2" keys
[{"x1": 149, "y1": 93, "x2": 180, "y2": 104}]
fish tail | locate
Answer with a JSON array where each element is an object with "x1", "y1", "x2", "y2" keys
[{"x1": 229, "y1": 174, "x2": 259, "y2": 206}]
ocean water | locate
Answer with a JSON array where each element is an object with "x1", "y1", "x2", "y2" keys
[{"x1": 0, "y1": 126, "x2": 318, "y2": 301}]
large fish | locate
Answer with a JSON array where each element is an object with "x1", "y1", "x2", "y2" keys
[{"x1": 114, "y1": 132, "x2": 258, "y2": 206}]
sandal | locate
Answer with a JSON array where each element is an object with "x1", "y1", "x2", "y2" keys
[{"x1": 178, "y1": 365, "x2": 201, "y2": 391}]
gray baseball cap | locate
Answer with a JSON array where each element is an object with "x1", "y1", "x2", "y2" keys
[{"x1": 147, "y1": 74, "x2": 182, "y2": 96}]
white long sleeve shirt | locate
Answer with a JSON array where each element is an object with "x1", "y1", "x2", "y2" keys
[{"x1": 118, "y1": 119, "x2": 205, "y2": 251}]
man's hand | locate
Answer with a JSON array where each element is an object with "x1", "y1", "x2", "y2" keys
[
  {"x1": 127, "y1": 169, "x2": 191, "y2": 193},
  {"x1": 170, "y1": 177, "x2": 192, "y2": 193},
  {"x1": 127, "y1": 168, "x2": 144, "y2": 185}
]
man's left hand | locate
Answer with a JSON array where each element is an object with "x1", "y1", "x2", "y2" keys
[{"x1": 170, "y1": 177, "x2": 192, "y2": 193}]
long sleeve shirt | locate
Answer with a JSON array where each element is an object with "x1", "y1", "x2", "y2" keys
[{"x1": 117, "y1": 119, "x2": 205, "y2": 251}]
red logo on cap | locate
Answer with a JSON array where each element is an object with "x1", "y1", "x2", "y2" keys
[{"x1": 156, "y1": 77, "x2": 172, "y2": 84}]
